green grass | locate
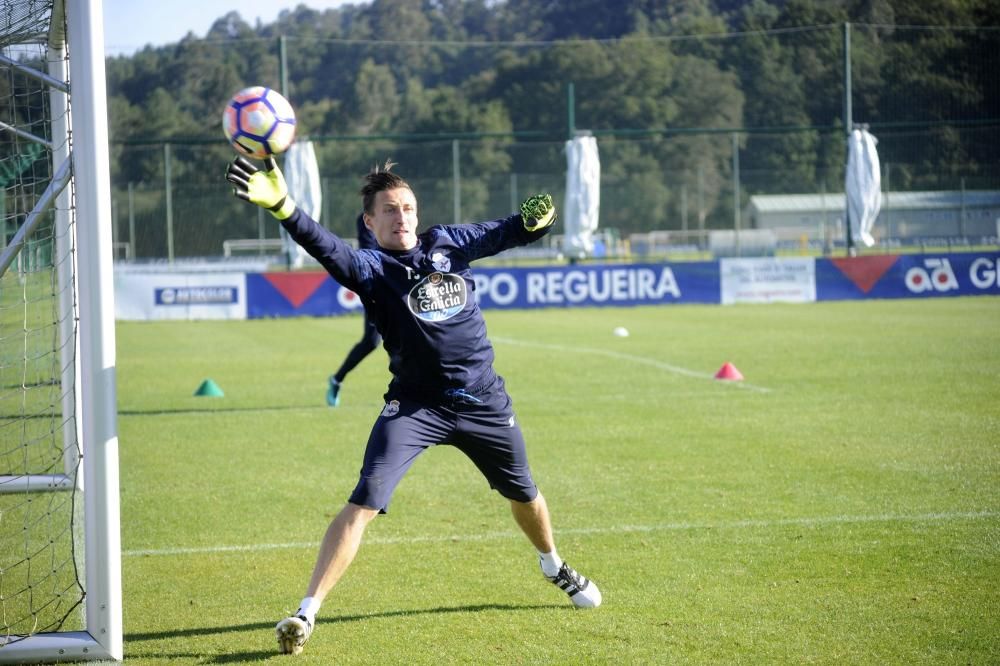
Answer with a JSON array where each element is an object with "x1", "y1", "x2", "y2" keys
[{"x1": 114, "y1": 298, "x2": 1000, "y2": 664}]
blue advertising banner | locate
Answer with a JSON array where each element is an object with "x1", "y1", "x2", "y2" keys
[
  {"x1": 246, "y1": 271, "x2": 364, "y2": 318},
  {"x1": 246, "y1": 261, "x2": 722, "y2": 318},
  {"x1": 243, "y1": 252, "x2": 999, "y2": 320},
  {"x1": 817, "y1": 252, "x2": 1000, "y2": 301},
  {"x1": 472, "y1": 262, "x2": 719, "y2": 309}
]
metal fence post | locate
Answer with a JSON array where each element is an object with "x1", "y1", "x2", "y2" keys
[
  {"x1": 164, "y1": 142, "x2": 173, "y2": 263},
  {"x1": 697, "y1": 165, "x2": 705, "y2": 249},
  {"x1": 509, "y1": 172, "x2": 518, "y2": 214},
  {"x1": 959, "y1": 177, "x2": 966, "y2": 237},
  {"x1": 732, "y1": 131, "x2": 741, "y2": 256},
  {"x1": 127, "y1": 181, "x2": 135, "y2": 259},
  {"x1": 567, "y1": 82, "x2": 575, "y2": 140},
  {"x1": 884, "y1": 161, "x2": 891, "y2": 240},
  {"x1": 452, "y1": 139, "x2": 461, "y2": 225},
  {"x1": 843, "y1": 22, "x2": 855, "y2": 256}
]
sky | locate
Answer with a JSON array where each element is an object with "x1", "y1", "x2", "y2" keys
[{"x1": 102, "y1": 0, "x2": 357, "y2": 57}]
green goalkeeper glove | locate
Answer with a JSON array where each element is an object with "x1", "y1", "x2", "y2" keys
[
  {"x1": 520, "y1": 193, "x2": 557, "y2": 231},
  {"x1": 225, "y1": 156, "x2": 296, "y2": 220}
]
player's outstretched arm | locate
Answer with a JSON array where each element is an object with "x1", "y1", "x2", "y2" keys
[
  {"x1": 225, "y1": 156, "x2": 297, "y2": 220},
  {"x1": 521, "y1": 193, "x2": 557, "y2": 231}
]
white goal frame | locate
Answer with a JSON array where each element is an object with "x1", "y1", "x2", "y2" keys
[{"x1": 0, "y1": 0, "x2": 122, "y2": 662}]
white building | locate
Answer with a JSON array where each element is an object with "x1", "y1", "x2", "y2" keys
[{"x1": 745, "y1": 190, "x2": 1000, "y2": 241}]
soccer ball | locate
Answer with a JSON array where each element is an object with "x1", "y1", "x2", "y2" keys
[{"x1": 222, "y1": 86, "x2": 296, "y2": 159}]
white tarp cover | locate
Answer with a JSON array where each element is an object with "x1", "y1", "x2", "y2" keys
[
  {"x1": 281, "y1": 141, "x2": 322, "y2": 267},
  {"x1": 845, "y1": 128, "x2": 881, "y2": 247},
  {"x1": 563, "y1": 135, "x2": 600, "y2": 258}
]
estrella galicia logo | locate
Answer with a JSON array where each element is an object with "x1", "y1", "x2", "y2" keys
[
  {"x1": 155, "y1": 286, "x2": 238, "y2": 306},
  {"x1": 407, "y1": 272, "x2": 466, "y2": 322}
]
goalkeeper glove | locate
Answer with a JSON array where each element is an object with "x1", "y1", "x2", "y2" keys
[
  {"x1": 520, "y1": 193, "x2": 557, "y2": 231},
  {"x1": 225, "y1": 156, "x2": 297, "y2": 220}
]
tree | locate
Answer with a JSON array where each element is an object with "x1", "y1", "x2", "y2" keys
[{"x1": 102, "y1": 0, "x2": 1000, "y2": 244}]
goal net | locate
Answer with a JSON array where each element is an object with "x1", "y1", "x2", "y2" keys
[{"x1": 0, "y1": 0, "x2": 121, "y2": 662}]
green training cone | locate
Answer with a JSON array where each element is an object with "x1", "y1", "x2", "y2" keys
[{"x1": 194, "y1": 379, "x2": 224, "y2": 397}]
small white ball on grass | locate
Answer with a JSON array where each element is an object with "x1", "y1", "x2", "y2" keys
[{"x1": 613, "y1": 326, "x2": 629, "y2": 337}]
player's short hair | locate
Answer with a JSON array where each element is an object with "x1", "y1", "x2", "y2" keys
[{"x1": 361, "y1": 159, "x2": 412, "y2": 213}]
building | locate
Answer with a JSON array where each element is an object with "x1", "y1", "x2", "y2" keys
[{"x1": 745, "y1": 190, "x2": 1000, "y2": 241}]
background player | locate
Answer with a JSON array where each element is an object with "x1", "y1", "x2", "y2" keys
[{"x1": 326, "y1": 212, "x2": 382, "y2": 406}]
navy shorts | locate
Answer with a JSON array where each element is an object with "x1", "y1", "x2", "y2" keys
[{"x1": 348, "y1": 375, "x2": 538, "y2": 512}]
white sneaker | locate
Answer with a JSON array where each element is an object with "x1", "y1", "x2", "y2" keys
[
  {"x1": 276, "y1": 614, "x2": 313, "y2": 655},
  {"x1": 545, "y1": 562, "x2": 602, "y2": 608}
]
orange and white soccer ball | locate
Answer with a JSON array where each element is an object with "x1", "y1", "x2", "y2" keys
[{"x1": 222, "y1": 86, "x2": 296, "y2": 159}]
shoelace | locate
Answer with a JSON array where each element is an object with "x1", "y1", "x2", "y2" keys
[
  {"x1": 444, "y1": 388, "x2": 484, "y2": 406},
  {"x1": 556, "y1": 564, "x2": 584, "y2": 587}
]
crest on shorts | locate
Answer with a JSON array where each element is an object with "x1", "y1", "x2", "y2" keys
[{"x1": 382, "y1": 400, "x2": 400, "y2": 418}]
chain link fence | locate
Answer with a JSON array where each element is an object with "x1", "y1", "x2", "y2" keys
[
  {"x1": 110, "y1": 128, "x2": 1000, "y2": 263},
  {"x1": 106, "y1": 23, "x2": 1000, "y2": 262}
]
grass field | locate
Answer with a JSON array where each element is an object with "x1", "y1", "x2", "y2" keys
[{"x1": 115, "y1": 297, "x2": 999, "y2": 664}]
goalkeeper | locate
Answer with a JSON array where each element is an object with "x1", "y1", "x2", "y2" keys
[{"x1": 226, "y1": 156, "x2": 602, "y2": 656}]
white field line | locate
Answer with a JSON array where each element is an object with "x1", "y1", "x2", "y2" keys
[
  {"x1": 123, "y1": 510, "x2": 997, "y2": 558},
  {"x1": 491, "y1": 336, "x2": 773, "y2": 394}
]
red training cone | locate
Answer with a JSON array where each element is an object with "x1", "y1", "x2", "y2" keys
[{"x1": 714, "y1": 362, "x2": 744, "y2": 381}]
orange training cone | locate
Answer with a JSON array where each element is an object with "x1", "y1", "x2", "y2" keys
[{"x1": 714, "y1": 362, "x2": 744, "y2": 381}]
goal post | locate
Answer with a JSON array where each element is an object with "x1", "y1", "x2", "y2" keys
[{"x1": 0, "y1": 0, "x2": 122, "y2": 662}]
